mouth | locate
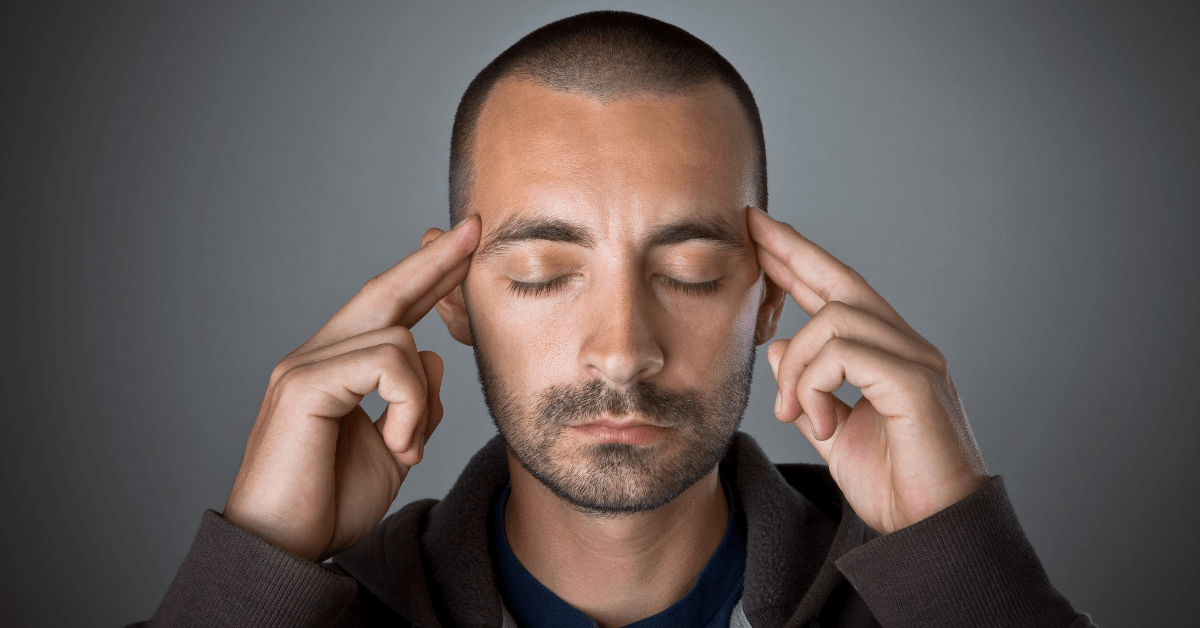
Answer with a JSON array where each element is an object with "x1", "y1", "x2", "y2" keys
[{"x1": 570, "y1": 416, "x2": 667, "y2": 446}]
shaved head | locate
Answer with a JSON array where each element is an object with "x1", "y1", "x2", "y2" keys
[{"x1": 449, "y1": 10, "x2": 767, "y2": 224}]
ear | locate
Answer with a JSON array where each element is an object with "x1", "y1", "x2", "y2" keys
[
  {"x1": 436, "y1": 285, "x2": 474, "y2": 346},
  {"x1": 421, "y1": 227, "x2": 474, "y2": 346},
  {"x1": 755, "y1": 274, "x2": 786, "y2": 345}
]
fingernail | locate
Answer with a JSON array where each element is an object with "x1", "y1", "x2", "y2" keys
[
  {"x1": 774, "y1": 391, "x2": 782, "y2": 413},
  {"x1": 447, "y1": 216, "x2": 479, "y2": 243}
]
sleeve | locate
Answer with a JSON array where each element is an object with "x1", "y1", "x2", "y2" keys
[
  {"x1": 131, "y1": 509, "x2": 359, "y2": 628},
  {"x1": 833, "y1": 476, "x2": 1096, "y2": 628}
]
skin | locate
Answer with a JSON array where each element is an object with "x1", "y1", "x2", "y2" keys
[
  {"x1": 222, "y1": 77, "x2": 990, "y2": 625},
  {"x1": 438, "y1": 79, "x2": 769, "y2": 624}
]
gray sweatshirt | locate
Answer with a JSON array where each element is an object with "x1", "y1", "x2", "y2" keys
[{"x1": 131, "y1": 432, "x2": 1094, "y2": 628}]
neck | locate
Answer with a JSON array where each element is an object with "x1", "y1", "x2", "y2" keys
[{"x1": 503, "y1": 451, "x2": 729, "y2": 628}]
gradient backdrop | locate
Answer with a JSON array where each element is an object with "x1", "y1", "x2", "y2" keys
[{"x1": 2, "y1": 2, "x2": 1197, "y2": 625}]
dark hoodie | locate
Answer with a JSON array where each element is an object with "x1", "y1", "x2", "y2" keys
[{"x1": 133, "y1": 433, "x2": 1094, "y2": 628}]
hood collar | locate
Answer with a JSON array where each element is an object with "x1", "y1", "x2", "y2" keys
[{"x1": 334, "y1": 432, "x2": 871, "y2": 628}]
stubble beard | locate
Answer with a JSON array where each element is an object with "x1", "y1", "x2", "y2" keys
[{"x1": 472, "y1": 338, "x2": 755, "y2": 517}]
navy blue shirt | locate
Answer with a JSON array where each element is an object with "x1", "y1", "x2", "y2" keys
[{"x1": 491, "y1": 479, "x2": 746, "y2": 628}]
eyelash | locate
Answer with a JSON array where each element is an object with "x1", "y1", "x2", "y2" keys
[
  {"x1": 507, "y1": 276, "x2": 719, "y2": 297},
  {"x1": 508, "y1": 275, "x2": 572, "y2": 297},
  {"x1": 662, "y1": 277, "x2": 719, "y2": 295}
]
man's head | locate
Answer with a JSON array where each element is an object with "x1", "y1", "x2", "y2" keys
[
  {"x1": 448, "y1": 10, "x2": 767, "y2": 224},
  {"x1": 430, "y1": 11, "x2": 785, "y2": 515}
]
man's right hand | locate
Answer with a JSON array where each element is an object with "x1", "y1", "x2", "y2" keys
[{"x1": 222, "y1": 217, "x2": 480, "y2": 563}]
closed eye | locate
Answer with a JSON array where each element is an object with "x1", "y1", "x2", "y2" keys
[
  {"x1": 508, "y1": 275, "x2": 719, "y2": 298},
  {"x1": 509, "y1": 275, "x2": 571, "y2": 297},
  {"x1": 661, "y1": 277, "x2": 719, "y2": 295}
]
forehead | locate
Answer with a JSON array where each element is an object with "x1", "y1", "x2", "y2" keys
[{"x1": 469, "y1": 77, "x2": 756, "y2": 238}]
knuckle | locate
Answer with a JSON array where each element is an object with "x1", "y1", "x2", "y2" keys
[
  {"x1": 912, "y1": 364, "x2": 941, "y2": 391},
  {"x1": 373, "y1": 345, "x2": 422, "y2": 392},
  {"x1": 273, "y1": 362, "x2": 309, "y2": 393},
  {"x1": 360, "y1": 274, "x2": 393, "y2": 301},
  {"x1": 372, "y1": 342, "x2": 407, "y2": 364},
  {"x1": 268, "y1": 360, "x2": 292, "y2": 387},
  {"x1": 930, "y1": 349, "x2": 950, "y2": 377},
  {"x1": 381, "y1": 326, "x2": 416, "y2": 348},
  {"x1": 828, "y1": 265, "x2": 866, "y2": 300},
  {"x1": 815, "y1": 300, "x2": 851, "y2": 332},
  {"x1": 360, "y1": 274, "x2": 381, "y2": 296},
  {"x1": 845, "y1": 265, "x2": 868, "y2": 287},
  {"x1": 822, "y1": 299, "x2": 851, "y2": 313},
  {"x1": 824, "y1": 335, "x2": 851, "y2": 354}
]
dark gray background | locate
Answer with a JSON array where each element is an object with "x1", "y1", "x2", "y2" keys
[{"x1": 2, "y1": 1, "x2": 1197, "y2": 625}]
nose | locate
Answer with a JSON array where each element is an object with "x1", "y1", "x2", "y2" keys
[{"x1": 577, "y1": 271, "x2": 664, "y2": 387}]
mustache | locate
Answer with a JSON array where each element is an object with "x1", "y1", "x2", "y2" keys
[{"x1": 536, "y1": 379, "x2": 706, "y2": 427}]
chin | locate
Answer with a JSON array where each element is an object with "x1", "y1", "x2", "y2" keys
[
  {"x1": 474, "y1": 331, "x2": 756, "y2": 514},
  {"x1": 507, "y1": 427, "x2": 727, "y2": 516}
]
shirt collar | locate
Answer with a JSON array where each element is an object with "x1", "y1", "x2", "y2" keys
[{"x1": 491, "y1": 476, "x2": 746, "y2": 628}]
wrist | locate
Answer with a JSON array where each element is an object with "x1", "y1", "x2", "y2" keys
[
  {"x1": 221, "y1": 503, "x2": 327, "y2": 563},
  {"x1": 886, "y1": 472, "x2": 992, "y2": 535}
]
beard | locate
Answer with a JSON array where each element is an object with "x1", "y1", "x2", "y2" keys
[{"x1": 472, "y1": 336, "x2": 755, "y2": 516}]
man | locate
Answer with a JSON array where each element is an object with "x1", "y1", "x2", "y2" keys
[{"x1": 137, "y1": 11, "x2": 1092, "y2": 627}]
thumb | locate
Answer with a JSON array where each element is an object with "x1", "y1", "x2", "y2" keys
[
  {"x1": 767, "y1": 338, "x2": 788, "y2": 376},
  {"x1": 418, "y1": 350, "x2": 445, "y2": 445},
  {"x1": 767, "y1": 339, "x2": 789, "y2": 418}
]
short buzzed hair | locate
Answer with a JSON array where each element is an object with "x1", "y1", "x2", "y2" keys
[{"x1": 448, "y1": 10, "x2": 767, "y2": 225}]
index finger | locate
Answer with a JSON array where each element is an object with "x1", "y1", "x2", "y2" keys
[
  {"x1": 746, "y1": 206, "x2": 926, "y2": 345},
  {"x1": 304, "y1": 216, "x2": 480, "y2": 352}
]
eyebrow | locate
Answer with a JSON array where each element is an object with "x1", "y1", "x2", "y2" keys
[
  {"x1": 475, "y1": 216, "x2": 595, "y2": 262},
  {"x1": 474, "y1": 213, "x2": 746, "y2": 262},
  {"x1": 645, "y1": 216, "x2": 745, "y2": 251}
]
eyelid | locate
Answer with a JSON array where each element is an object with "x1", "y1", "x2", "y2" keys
[
  {"x1": 659, "y1": 276, "x2": 719, "y2": 295},
  {"x1": 508, "y1": 274, "x2": 572, "y2": 297},
  {"x1": 507, "y1": 274, "x2": 720, "y2": 298}
]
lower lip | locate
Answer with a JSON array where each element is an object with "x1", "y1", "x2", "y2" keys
[{"x1": 571, "y1": 424, "x2": 665, "y2": 445}]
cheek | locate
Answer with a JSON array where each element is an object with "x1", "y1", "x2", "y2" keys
[
  {"x1": 662, "y1": 271, "x2": 762, "y2": 372},
  {"x1": 729, "y1": 275, "x2": 766, "y2": 346},
  {"x1": 464, "y1": 273, "x2": 581, "y2": 390}
]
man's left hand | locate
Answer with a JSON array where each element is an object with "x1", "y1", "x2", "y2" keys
[{"x1": 748, "y1": 206, "x2": 990, "y2": 535}]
